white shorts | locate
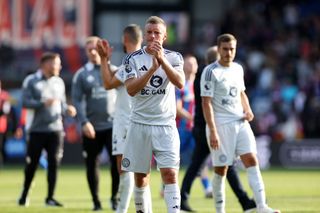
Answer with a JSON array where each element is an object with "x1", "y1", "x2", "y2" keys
[
  {"x1": 112, "y1": 117, "x2": 129, "y2": 155},
  {"x1": 206, "y1": 120, "x2": 257, "y2": 166},
  {"x1": 121, "y1": 122, "x2": 180, "y2": 174}
]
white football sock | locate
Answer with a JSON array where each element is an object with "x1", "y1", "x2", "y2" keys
[
  {"x1": 212, "y1": 173, "x2": 226, "y2": 213},
  {"x1": 246, "y1": 166, "x2": 267, "y2": 208},
  {"x1": 145, "y1": 185, "x2": 153, "y2": 213},
  {"x1": 134, "y1": 185, "x2": 149, "y2": 212},
  {"x1": 117, "y1": 172, "x2": 134, "y2": 213},
  {"x1": 163, "y1": 183, "x2": 180, "y2": 213}
]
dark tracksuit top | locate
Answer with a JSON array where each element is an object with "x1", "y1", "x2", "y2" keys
[
  {"x1": 71, "y1": 62, "x2": 114, "y2": 130},
  {"x1": 22, "y1": 70, "x2": 68, "y2": 133}
]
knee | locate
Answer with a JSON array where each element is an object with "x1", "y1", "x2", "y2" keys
[
  {"x1": 134, "y1": 173, "x2": 149, "y2": 187},
  {"x1": 241, "y1": 153, "x2": 258, "y2": 168},
  {"x1": 161, "y1": 168, "x2": 178, "y2": 184},
  {"x1": 214, "y1": 166, "x2": 227, "y2": 176}
]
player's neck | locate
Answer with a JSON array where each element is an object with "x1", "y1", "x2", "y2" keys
[
  {"x1": 218, "y1": 60, "x2": 231, "y2": 67},
  {"x1": 127, "y1": 44, "x2": 141, "y2": 54}
]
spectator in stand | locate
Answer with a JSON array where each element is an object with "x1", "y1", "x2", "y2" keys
[{"x1": 0, "y1": 80, "x2": 14, "y2": 165}]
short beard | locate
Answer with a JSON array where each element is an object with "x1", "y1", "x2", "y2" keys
[{"x1": 123, "y1": 45, "x2": 127, "y2": 54}]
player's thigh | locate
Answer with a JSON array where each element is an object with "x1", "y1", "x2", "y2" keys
[
  {"x1": 27, "y1": 132, "x2": 46, "y2": 160},
  {"x1": 122, "y1": 123, "x2": 152, "y2": 173},
  {"x1": 236, "y1": 121, "x2": 257, "y2": 156},
  {"x1": 206, "y1": 124, "x2": 237, "y2": 166},
  {"x1": 152, "y1": 125, "x2": 180, "y2": 170},
  {"x1": 82, "y1": 135, "x2": 103, "y2": 157},
  {"x1": 45, "y1": 131, "x2": 64, "y2": 163},
  {"x1": 112, "y1": 120, "x2": 128, "y2": 155}
]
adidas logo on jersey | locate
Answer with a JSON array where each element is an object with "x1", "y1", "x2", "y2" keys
[{"x1": 139, "y1": 65, "x2": 148, "y2": 71}]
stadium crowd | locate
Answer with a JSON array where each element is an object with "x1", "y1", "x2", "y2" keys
[{"x1": 192, "y1": 0, "x2": 320, "y2": 141}]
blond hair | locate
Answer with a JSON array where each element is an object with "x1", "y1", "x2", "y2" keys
[
  {"x1": 86, "y1": 36, "x2": 100, "y2": 45},
  {"x1": 146, "y1": 16, "x2": 166, "y2": 27}
]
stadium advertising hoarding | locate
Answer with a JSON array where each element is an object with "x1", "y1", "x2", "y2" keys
[
  {"x1": 0, "y1": 0, "x2": 91, "y2": 77},
  {"x1": 270, "y1": 139, "x2": 320, "y2": 168},
  {"x1": 279, "y1": 139, "x2": 320, "y2": 168}
]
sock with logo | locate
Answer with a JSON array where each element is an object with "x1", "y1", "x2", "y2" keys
[
  {"x1": 134, "y1": 185, "x2": 149, "y2": 212},
  {"x1": 246, "y1": 166, "x2": 267, "y2": 208},
  {"x1": 117, "y1": 172, "x2": 134, "y2": 213},
  {"x1": 164, "y1": 183, "x2": 180, "y2": 213},
  {"x1": 145, "y1": 185, "x2": 153, "y2": 213},
  {"x1": 212, "y1": 173, "x2": 226, "y2": 213}
]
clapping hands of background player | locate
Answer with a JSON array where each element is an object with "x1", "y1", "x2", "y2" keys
[{"x1": 97, "y1": 39, "x2": 113, "y2": 60}]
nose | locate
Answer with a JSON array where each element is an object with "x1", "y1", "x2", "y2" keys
[
  {"x1": 90, "y1": 49, "x2": 97, "y2": 55},
  {"x1": 150, "y1": 32, "x2": 156, "y2": 38}
]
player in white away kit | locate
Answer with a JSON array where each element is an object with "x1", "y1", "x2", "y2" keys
[
  {"x1": 121, "y1": 16, "x2": 185, "y2": 213},
  {"x1": 200, "y1": 34, "x2": 280, "y2": 213},
  {"x1": 97, "y1": 24, "x2": 144, "y2": 213}
]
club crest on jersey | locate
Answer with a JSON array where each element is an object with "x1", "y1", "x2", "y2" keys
[
  {"x1": 150, "y1": 75, "x2": 163, "y2": 88},
  {"x1": 86, "y1": 75, "x2": 95, "y2": 83},
  {"x1": 229, "y1": 86, "x2": 238, "y2": 97},
  {"x1": 125, "y1": 64, "x2": 132, "y2": 73},
  {"x1": 122, "y1": 158, "x2": 130, "y2": 168},
  {"x1": 219, "y1": 154, "x2": 227, "y2": 163}
]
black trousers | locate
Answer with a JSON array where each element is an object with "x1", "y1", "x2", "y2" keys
[
  {"x1": 0, "y1": 133, "x2": 6, "y2": 164},
  {"x1": 181, "y1": 126, "x2": 251, "y2": 205},
  {"x1": 82, "y1": 128, "x2": 119, "y2": 205},
  {"x1": 21, "y1": 131, "x2": 64, "y2": 200}
]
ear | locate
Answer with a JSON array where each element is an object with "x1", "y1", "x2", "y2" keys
[
  {"x1": 163, "y1": 32, "x2": 167, "y2": 42},
  {"x1": 124, "y1": 33, "x2": 131, "y2": 45}
]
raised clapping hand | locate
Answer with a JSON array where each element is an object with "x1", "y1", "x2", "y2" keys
[
  {"x1": 97, "y1": 39, "x2": 113, "y2": 60},
  {"x1": 148, "y1": 40, "x2": 164, "y2": 64}
]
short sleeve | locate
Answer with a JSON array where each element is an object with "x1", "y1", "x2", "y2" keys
[
  {"x1": 170, "y1": 52, "x2": 184, "y2": 73},
  {"x1": 200, "y1": 66, "x2": 215, "y2": 97},
  {"x1": 123, "y1": 57, "x2": 137, "y2": 81},
  {"x1": 115, "y1": 65, "x2": 126, "y2": 83}
]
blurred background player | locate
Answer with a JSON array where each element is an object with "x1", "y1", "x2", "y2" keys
[
  {"x1": 71, "y1": 36, "x2": 119, "y2": 211},
  {"x1": 201, "y1": 33, "x2": 280, "y2": 213},
  {"x1": 175, "y1": 55, "x2": 213, "y2": 197},
  {"x1": 176, "y1": 55, "x2": 197, "y2": 165},
  {"x1": 180, "y1": 46, "x2": 256, "y2": 212},
  {"x1": 97, "y1": 24, "x2": 143, "y2": 213},
  {"x1": 18, "y1": 52, "x2": 76, "y2": 207}
]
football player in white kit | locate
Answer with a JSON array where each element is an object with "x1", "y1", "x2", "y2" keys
[
  {"x1": 97, "y1": 24, "x2": 143, "y2": 213},
  {"x1": 121, "y1": 16, "x2": 185, "y2": 213},
  {"x1": 201, "y1": 33, "x2": 280, "y2": 213}
]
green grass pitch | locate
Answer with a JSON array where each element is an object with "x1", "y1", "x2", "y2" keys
[{"x1": 0, "y1": 165, "x2": 319, "y2": 212}]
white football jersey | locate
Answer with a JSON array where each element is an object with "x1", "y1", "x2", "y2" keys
[
  {"x1": 123, "y1": 46, "x2": 184, "y2": 126},
  {"x1": 200, "y1": 61, "x2": 246, "y2": 125}
]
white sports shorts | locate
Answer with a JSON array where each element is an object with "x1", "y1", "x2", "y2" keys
[
  {"x1": 121, "y1": 122, "x2": 180, "y2": 174},
  {"x1": 206, "y1": 120, "x2": 257, "y2": 166},
  {"x1": 112, "y1": 117, "x2": 129, "y2": 155}
]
